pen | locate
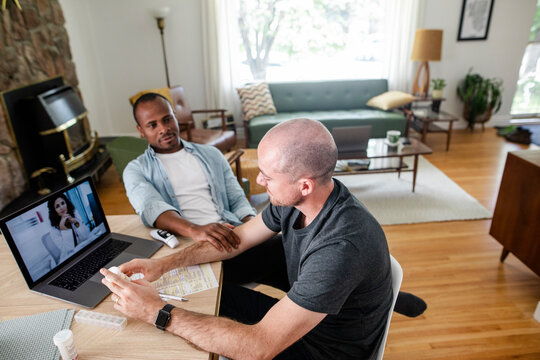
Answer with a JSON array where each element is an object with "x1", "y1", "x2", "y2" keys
[{"x1": 159, "y1": 293, "x2": 188, "y2": 302}]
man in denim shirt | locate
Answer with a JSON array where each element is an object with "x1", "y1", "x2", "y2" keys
[{"x1": 123, "y1": 93, "x2": 256, "y2": 251}]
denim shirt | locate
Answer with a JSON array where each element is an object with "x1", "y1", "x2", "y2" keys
[{"x1": 123, "y1": 140, "x2": 256, "y2": 228}]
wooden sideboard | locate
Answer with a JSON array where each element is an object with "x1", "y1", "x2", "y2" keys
[{"x1": 489, "y1": 150, "x2": 540, "y2": 277}]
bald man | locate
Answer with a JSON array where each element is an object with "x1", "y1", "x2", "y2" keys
[{"x1": 101, "y1": 118, "x2": 393, "y2": 359}]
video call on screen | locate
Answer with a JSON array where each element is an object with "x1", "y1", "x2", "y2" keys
[{"x1": 5, "y1": 181, "x2": 106, "y2": 282}]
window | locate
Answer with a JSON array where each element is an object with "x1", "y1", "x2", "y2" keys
[
  {"x1": 510, "y1": 0, "x2": 540, "y2": 117},
  {"x1": 233, "y1": 0, "x2": 389, "y2": 83}
]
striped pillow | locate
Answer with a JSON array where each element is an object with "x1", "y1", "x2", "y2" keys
[{"x1": 237, "y1": 83, "x2": 277, "y2": 121}]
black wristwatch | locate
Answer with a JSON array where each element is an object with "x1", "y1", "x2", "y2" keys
[{"x1": 155, "y1": 303, "x2": 176, "y2": 330}]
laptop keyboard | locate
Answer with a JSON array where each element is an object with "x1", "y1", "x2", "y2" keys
[{"x1": 50, "y1": 239, "x2": 130, "y2": 291}]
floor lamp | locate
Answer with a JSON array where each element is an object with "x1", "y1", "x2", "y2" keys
[
  {"x1": 152, "y1": 7, "x2": 171, "y2": 88},
  {"x1": 411, "y1": 29, "x2": 443, "y2": 98}
]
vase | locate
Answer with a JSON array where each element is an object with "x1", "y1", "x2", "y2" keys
[{"x1": 432, "y1": 89, "x2": 443, "y2": 99}]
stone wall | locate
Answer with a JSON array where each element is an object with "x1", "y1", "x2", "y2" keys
[{"x1": 0, "y1": 0, "x2": 79, "y2": 211}]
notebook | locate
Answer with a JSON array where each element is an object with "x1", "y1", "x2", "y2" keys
[
  {"x1": 332, "y1": 125, "x2": 372, "y2": 158},
  {"x1": 0, "y1": 177, "x2": 162, "y2": 308}
]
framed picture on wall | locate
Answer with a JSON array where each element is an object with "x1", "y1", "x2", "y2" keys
[{"x1": 457, "y1": 0, "x2": 495, "y2": 41}]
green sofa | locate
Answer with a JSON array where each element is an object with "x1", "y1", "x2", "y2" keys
[{"x1": 245, "y1": 79, "x2": 407, "y2": 148}]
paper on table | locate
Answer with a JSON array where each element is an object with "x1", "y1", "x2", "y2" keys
[{"x1": 153, "y1": 263, "x2": 218, "y2": 297}]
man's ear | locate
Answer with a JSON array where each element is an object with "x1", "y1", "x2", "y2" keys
[
  {"x1": 299, "y1": 178, "x2": 314, "y2": 196},
  {"x1": 136, "y1": 125, "x2": 145, "y2": 138}
]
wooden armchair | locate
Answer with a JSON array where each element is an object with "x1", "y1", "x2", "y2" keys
[
  {"x1": 169, "y1": 86, "x2": 236, "y2": 152},
  {"x1": 223, "y1": 149, "x2": 250, "y2": 197}
]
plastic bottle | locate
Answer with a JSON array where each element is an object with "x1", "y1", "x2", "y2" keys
[
  {"x1": 108, "y1": 266, "x2": 130, "y2": 281},
  {"x1": 53, "y1": 329, "x2": 79, "y2": 360}
]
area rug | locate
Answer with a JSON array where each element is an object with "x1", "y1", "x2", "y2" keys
[{"x1": 334, "y1": 156, "x2": 492, "y2": 225}]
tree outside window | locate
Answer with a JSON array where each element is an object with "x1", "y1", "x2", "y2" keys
[
  {"x1": 511, "y1": 0, "x2": 540, "y2": 117},
  {"x1": 235, "y1": 0, "x2": 387, "y2": 83}
]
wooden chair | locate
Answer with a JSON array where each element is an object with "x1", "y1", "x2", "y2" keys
[
  {"x1": 169, "y1": 86, "x2": 236, "y2": 152},
  {"x1": 223, "y1": 149, "x2": 243, "y2": 185}
]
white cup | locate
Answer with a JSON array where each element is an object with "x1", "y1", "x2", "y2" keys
[{"x1": 386, "y1": 130, "x2": 401, "y2": 146}]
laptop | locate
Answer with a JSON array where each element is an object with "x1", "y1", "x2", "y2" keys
[
  {"x1": 0, "y1": 177, "x2": 162, "y2": 308},
  {"x1": 332, "y1": 125, "x2": 372, "y2": 158}
]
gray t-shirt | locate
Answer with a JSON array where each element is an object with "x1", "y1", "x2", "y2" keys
[{"x1": 262, "y1": 179, "x2": 392, "y2": 359}]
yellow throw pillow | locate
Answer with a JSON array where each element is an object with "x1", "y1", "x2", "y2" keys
[
  {"x1": 129, "y1": 87, "x2": 173, "y2": 106},
  {"x1": 366, "y1": 91, "x2": 416, "y2": 111},
  {"x1": 237, "y1": 83, "x2": 277, "y2": 121}
]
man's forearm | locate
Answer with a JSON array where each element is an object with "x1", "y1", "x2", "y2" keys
[
  {"x1": 157, "y1": 213, "x2": 274, "y2": 278},
  {"x1": 241, "y1": 215, "x2": 254, "y2": 223},
  {"x1": 154, "y1": 210, "x2": 200, "y2": 238},
  {"x1": 158, "y1": 241, "x2": 241, "y2": 273}
]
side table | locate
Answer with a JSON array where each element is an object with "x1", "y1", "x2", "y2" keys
[
  {"x1": 238, "y1": 149, "x2": 267, "y2": 197},
  {"x1": 489, "y1": 150, "x2": 540, "y2": 277},
  {"x1": 406, "y1": 108, "x2": 458, "y2": 151}
]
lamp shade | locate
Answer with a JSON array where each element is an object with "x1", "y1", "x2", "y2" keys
[
  {"x1": 411, "y1": 29, "x2": 443, "y2": 61},
  {"x1": 152, "y1": 6, "x2": 170, "y2": 19}
]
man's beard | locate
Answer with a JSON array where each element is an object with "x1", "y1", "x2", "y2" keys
[{"x1": 269, "y1": 191, "x2": 303, "y2": 207}]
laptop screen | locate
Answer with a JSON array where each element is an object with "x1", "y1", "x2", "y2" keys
[
  {"x1": 0, "y1": 178, "x2": 109, "y2": 285},
  {"x1": 332, "y1": 126, "x2": 372, "y2": 153}
]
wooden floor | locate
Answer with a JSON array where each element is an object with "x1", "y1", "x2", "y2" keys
[{"x1": 95, "y1": 129, "x2": 540, "y2": 359}]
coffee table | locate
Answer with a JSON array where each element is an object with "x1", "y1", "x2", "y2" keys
[{"x1": 335, "y1": 138, "x2": 432, "y2": 192}]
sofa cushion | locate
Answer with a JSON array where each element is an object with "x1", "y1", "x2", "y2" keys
[
  {"x1": 366, "y1": 91, "x2": 415, "y2": 111},
  {"x1": 268, "y1": 79, "x2": 389, "y2": 112},
  {"x1": 247, "y1": 110, "x2": 406, "y2": 148},
  {"x1": 237, "y1": 82, "x2": 277, "y2": 121}
]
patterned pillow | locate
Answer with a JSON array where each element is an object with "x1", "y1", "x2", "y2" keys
[{"x1": 237, "y1": 83, "x2": 277, "y2": 121}]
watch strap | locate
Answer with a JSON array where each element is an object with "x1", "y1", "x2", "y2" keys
[{"x1": 155, "y1": 303, "x2": 176, "y2": 330}]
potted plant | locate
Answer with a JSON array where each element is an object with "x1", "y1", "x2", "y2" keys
[
  {"x1": 457, "y1": 69, "x2": 503, "y2": 130},
  {"x1": 431, "y1": 78, "x2": 446, "y2": 99}
]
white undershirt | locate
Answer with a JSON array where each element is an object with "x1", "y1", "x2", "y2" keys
[{"x1": 156, "y1": 149, "x2": 222, "y2": 225}]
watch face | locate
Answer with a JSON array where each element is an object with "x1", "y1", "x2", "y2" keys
[{"x1": 155, "y1": 304, "x2": 175, "y2": 330}]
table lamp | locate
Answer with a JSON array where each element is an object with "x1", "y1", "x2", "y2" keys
[
  {"x1": 411, "y1": 29, "x2": 443, "y2": 98},
  {"x1": 152, "y1": 7, "x2": 171, "y2": 87}
]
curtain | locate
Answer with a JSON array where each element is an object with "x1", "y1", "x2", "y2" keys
[
  {"x1": 384, "y1": 0, "x2": 424, "y2": 92},
  {"x1": 201, "y1": 0, "x2": 244, "y2": 133},
  {"x1": 201, "y1": 0, "x2": 423, "y2": 125}
]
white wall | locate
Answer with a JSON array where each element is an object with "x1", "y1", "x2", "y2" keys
[
  {"x1": 421, "y1": 0, "x2": 536, "y2": 128},
  {"x1": 60, "y1": 0, "x2": 205, "y2": 137},
  {"x1": 60, "y1": 0, "x2": 537, "y2": 136}
]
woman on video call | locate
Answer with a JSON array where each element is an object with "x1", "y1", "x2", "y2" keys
[{"x1": 46, "y1": 194, "x2": 90, "y2": 262}]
